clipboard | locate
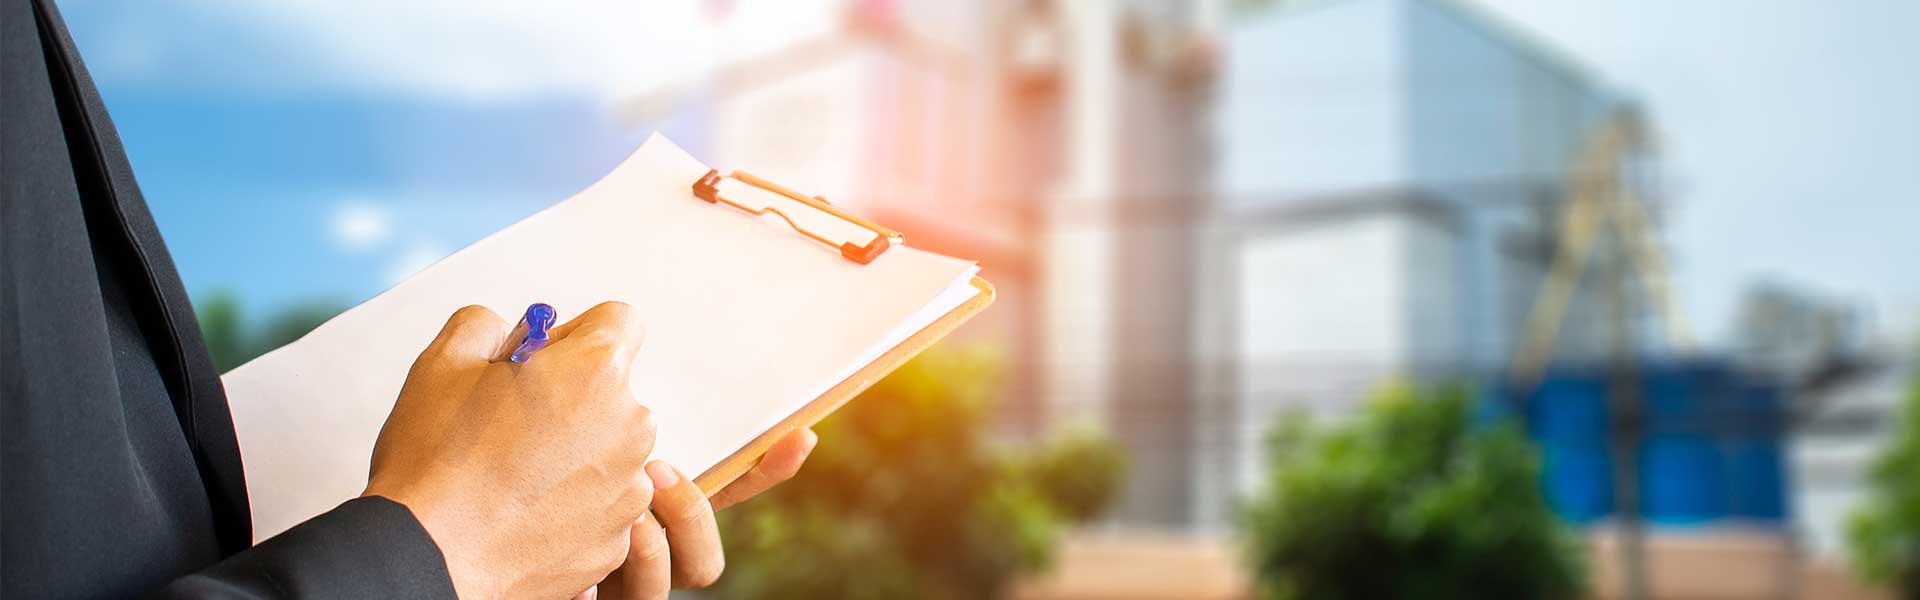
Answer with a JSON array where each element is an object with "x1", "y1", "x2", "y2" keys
[
  {"x1": 684, "y1": 169, "x2": 996, "y2": 494},
  {"x1": 223, "y1": 136, "x2": 995, "y2": 540}
]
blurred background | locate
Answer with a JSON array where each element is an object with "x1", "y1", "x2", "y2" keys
[{"x1": 62, "y1": 0, "x2": 1918, "y2": 598}]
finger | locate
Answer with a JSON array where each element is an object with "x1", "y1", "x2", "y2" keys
[
  {"x1": 548, "y1": 301, "x2": 639, "y2": 344},
  {"x1": 647, "y1": 461, "x2": 725, "y2": 588},
  {"x1": 426, "y1": 305, "x2": 510, "y2": 365},
  {"x1": 598, "y1": 514, "x2": 671, "y2": 600},
  {"x1": 549, "y1": 301, "x2": 649, "y2": 365},
  {"x1": 711, "y1": 428, "x2": 817, "y2": 510},
  {"x1": 569, "y1": 587, "x2": 597, "y2": 600},
  {"x1": 489, "y1": 317, "x2": 530, "y2": 363}
]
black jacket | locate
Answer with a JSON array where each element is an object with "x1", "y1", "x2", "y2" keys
[{"x1": 3, "y1": 0, "x2": 457, "y2": 597}]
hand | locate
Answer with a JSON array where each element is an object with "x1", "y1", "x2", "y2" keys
[
  {"x1": 587, "y1": 429, "x2": 818, "y2": 600},
  {"x1": 363, "y1": 302, "x2": 657, "y2": 600}
]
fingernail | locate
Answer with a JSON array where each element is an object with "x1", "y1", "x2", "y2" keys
[{"x1": 647, "y1": 461, "x2": 680, "y2": 489}]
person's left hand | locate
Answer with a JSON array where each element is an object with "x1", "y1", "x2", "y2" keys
[{"x1": 580, "y1": 427, "x2": 818, "y2": 600}]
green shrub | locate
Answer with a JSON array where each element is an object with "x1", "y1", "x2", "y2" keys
[
  {"x1": 712, "y1": 347, "x2": 1127, "y2": 600},
  {"x1": 1238, "y1": 383, "x2": 1586, "y2": 600},
  {"x1": 1847, "y1": 337, "x2": 1920, "y2": 594}
]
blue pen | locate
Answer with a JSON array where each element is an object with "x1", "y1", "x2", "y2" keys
[{"x1": 509, "y1": 303, "x2": 558, "y2": 363}]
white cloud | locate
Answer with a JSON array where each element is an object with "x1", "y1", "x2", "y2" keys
[
  {"x1": 329, "y1": 202, "x2": 394, "y2": 251},
  {"x1": 383, "y1": 240, "x2": 453, "y2": 285}
]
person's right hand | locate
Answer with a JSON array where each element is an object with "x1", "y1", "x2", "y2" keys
[{"x1": 362, "y1": 301, "x2": 657, "y2": 600}]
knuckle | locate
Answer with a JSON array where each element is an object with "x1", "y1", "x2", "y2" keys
[
  {"x1": 633, "y1": 470, "x2": 656, "y2": 498},
  {"x1": 594, "y1": 347, "x2": 629, "y2": 375},
  {"x1": 597, "y1": 534, "x2": 631, "y2": 574},
  {"x1": 406, "y1": 348, "x2": 460, "y2": 381},
  {"x1": 623, "y1": 412, "x2": 660, "y2": 460},
  {"x1": 589, "y1": 301, "x2": 634, "y2": 320},
  {"x1": 624, "y1": 443, "x2": 653, "y2": 474},
  {"x1": 632, "y1": 407, "x2": 658, "y2": 439},
  {"x1": 409, "y1": 346, "x2": 448, "y2": 374},
  {"x1": 657, "y1": 485, "x2": 707, "y2": 522},
  {"x1": 449, "y1": 304, "x2": 499, "y2": 326},
  {"x1": 577, "y1": 343, "x2": 625, "y2": 374},
  {"x1": 632, "y1": 521, "x2": 671, "y2": 564},
  {"x1": 623, "y1": 319, "x2": 648, "y2": 345},
  {"x1": 625, "y1": 472, "x2": 656, "y2": 514},
  {"x1": 583, "y1": 301, "x2": 646, "y2": 345}
]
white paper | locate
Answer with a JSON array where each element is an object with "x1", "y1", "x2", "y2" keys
[{"x1": 224, "y1": 135, "x2": 980, "y2": 540}]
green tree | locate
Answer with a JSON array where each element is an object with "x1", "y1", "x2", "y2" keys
[
  {"x1": 248, "y1": 302, "x2": 346, "y2": 359},
  {"x1": 712, "y1": 347, "x2": 1127, "y2": 600},
  {"x1": 1238, "y1": 383, "x2": 1586, "y2": 600},
  {"x1": 197, "y1": 291, "x2": 251, "y2": 373},
  {"x1": 192, "y1": 290, "x2": 345, "y2": 373},
  {"x1": 1847, "y1": 337, "x2": 1920, "y2": 594}
]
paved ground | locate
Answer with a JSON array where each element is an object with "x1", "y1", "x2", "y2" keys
[{"x1": 1012, "y1": 528, "x2": 1894, "y2": 600}]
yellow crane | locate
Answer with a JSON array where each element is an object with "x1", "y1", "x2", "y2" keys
[{"x1": 1510, "y1": 108, "x2": 1695, "y2": 387}]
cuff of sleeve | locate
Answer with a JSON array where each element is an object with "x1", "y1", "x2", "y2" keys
[{"x1": 182, "y1": 496, "x2": 458, "y2": 599}]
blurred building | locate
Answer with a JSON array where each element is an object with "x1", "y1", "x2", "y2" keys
[
  {"x1": 1026, "y1": 0, "x2": 1636, "y2": 529},
  {"x1": 1792, "y1": 349, "x2": 1910, "y2": 559},
  {"x1": 1722, "y1": 279, "x2": 1897, "y2": 561},
  {"x1": 1188, "y1": 0, "x2": 1632, "y2": 529},
  {"x1": 1759, "y1": 281, "x2": 1909, "y2": 570},
  {"x1": 641, "y1": 0, "x2": 1644, "y2": 530},
  {"x1": 1734, "y1": 281, "x2": 1869, "y2": 384}
]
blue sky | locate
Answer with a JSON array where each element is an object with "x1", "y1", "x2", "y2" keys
[
  {"x1": 92, "y1": 87, "x2": 665, "y2": 310},
  {"x1": 56, "y1": 0, "x2": 830, "y2": 317},
  {"x1": 58, "y1": 0, "x2": 732, "y2": 313},
  {"x1": 59, "y1": 0, "x2": 1919, "y2": 344}
]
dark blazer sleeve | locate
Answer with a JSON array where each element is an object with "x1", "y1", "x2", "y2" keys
[{"x1": 148, "y1": 498, "x2": 457, "y2": 599}]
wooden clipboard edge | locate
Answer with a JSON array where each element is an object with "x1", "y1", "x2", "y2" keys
[{"x1": 694, "y1": 276, "x2": 996, "y2": 495}]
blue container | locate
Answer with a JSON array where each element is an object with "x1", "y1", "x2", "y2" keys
[
  {"x1": 1641, "y1": 362, "x2": 1728, "y2": 436},
  {"x1": 1512, "y1": 360, "x2": 1790, "y2": 527},
  {"x1": 1639, "y1": 434, "x2": 1728, "y2": 524},
  {"x1": 1635, "y1": 362, "x2": 1732, "y2": 523},
  {"x1": 1527, "y1": 374, "x2": 1609, "y2": 442},
  {"x1": 1724, "y1": 383, "x2": 1789, "y2": 521},
  {"x1": 1539, "y1": 439, "x2": 1613, "y2": 523},
  {"x1": 1724, "y1": 440, "x2": 1788, "y2": 521}
]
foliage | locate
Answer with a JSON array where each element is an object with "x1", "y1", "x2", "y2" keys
[
  {"x1": 196, "y1": 291, "x2": 251, "y2": 373},
  {"x1": 1238, "y1": 383, "x2": 1587, "y2": 600},
  {"x1": 711, "y1": 347, "x2": 1127, "y2": 600},
  {"x1": 1847, "y1": 337, "x2": 1920, "y2": 594},
  {"x1": 194, "y1": 290, "x2": 345, "y2": 372}
]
